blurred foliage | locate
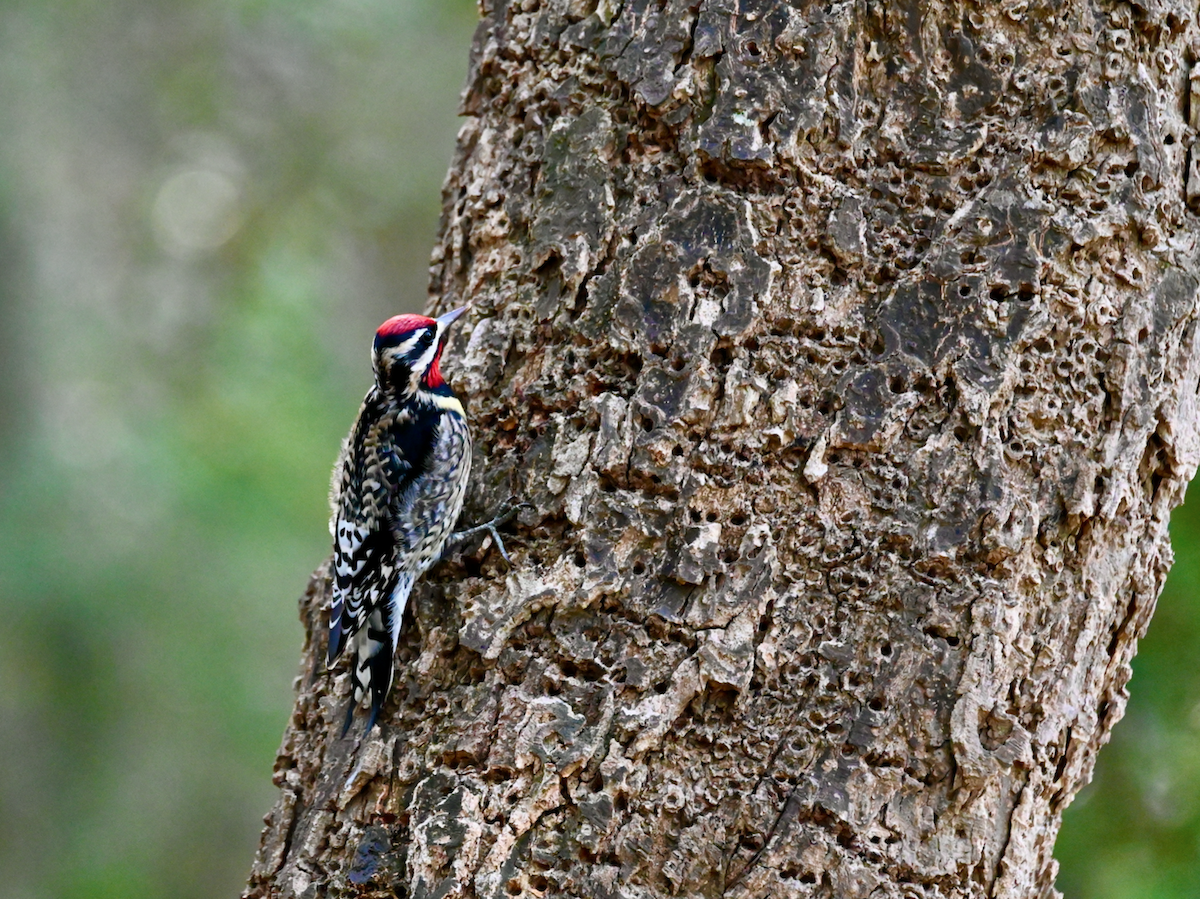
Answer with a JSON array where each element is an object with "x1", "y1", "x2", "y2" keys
[
  {"x1": 0, "y1": 1, "x2": 1195, "y2": 897},
  {"x1": 1057, "y1": 488, "x2": 1200, "y2": 898},
  {"x1": 0, "y1": 1, "x2": 476, "y2": 897}
]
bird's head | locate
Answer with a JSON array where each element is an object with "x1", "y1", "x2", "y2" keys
[{"x1": 372, "y1": 306, "x2": 468, "y2": 399}]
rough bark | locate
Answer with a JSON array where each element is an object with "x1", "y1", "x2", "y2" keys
[{"x1": 245, "y1": 1, "x2": 1200, "y2": 897}]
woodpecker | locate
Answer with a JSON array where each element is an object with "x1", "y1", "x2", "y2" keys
[{"x1": 326, "y1": 306, "x2": 475, "y2": 733}]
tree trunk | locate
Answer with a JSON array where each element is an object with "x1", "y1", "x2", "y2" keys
[{"x1": 245, "y1": 1, "x2": 1200, "y2": 896}]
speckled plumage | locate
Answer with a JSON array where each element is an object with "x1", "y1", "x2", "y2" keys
[{"x1": 327, "y1": 309, "x2": 471, "y2": 732}]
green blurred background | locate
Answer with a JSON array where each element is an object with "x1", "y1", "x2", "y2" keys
[{"x1": 0, "y1": 1, "x2": 1195, "y2": 897}]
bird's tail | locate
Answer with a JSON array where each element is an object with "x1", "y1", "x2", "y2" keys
[
  {"x1": 341, "y1": 573, "x2": 415, "y2": 736},
  {"x1": 327, "y1": 593, "x2": 348, "y2": 665}
]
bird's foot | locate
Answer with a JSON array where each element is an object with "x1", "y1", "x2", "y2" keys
[{"x1": 448, "y1": 496, "x2": 530, "y2": 564}]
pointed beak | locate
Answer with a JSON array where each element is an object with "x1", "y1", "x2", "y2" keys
[{"x1": 436, "y1": 306, "x2": 469, "y2": 331}]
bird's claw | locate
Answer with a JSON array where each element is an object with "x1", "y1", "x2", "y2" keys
[
  {"x1": 487, "y1": 523, "x2": 512, "y2": 564},
  {"x1": 450, "y1": 496, "x2": 531, "y2": 564}
]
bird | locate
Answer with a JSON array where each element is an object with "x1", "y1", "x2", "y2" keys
[{"x1": 326, "y1": 305, "x2": 498, "y2": 734}]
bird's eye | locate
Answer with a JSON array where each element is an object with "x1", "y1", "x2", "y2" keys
[{"x1": 414, "y1": 331, "x2": 434, "y2": 353}]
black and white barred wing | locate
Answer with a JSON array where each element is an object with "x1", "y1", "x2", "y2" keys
[
  {"x1": 330, "y1": 516, "x2": 410, "y2": 732},
  {"x1": 328, "y1": 453, "x2": 409, "y2": 732},
  {"x1": 326, "y1": 393, "x2": 406, "y2": 666},
  {"x1": 327, "y1": 520, "x2": 395, "y2": 664}
]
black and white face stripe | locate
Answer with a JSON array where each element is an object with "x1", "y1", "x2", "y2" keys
[
  {"x1": 376, "y1": 324, "x2": 441, "y2": 395},
  {"x1": 378, "y1": 325, "x2": 433, "y2": 358}
]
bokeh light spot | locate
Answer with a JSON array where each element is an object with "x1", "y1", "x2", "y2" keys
[{"x1": 152, "y1": 168, "x2": 242, "y2": 258}]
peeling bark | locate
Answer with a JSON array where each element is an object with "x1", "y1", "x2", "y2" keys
[{"x1": 246, "y1": 1, "x2": 1200, "y2": 897}]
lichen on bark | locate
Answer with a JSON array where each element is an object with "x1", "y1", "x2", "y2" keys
[{"x1": 246, "y1": 1, "x2": 1200, "y2": 897}]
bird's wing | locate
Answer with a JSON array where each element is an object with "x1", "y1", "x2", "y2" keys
[
  {"x1": 389, "y1": 410, "x2": 472, "y2": 569},
  {"x1": 326, "y1": 401, "x2": 412, "y2": 664},
  {"x1": 327, "y1": 518, "x2": 397, "y2": 664}
]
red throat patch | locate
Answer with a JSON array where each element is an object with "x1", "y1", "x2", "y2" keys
[{"x1": 422, "y1": 343, "x2": 446, "y2": 389}]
